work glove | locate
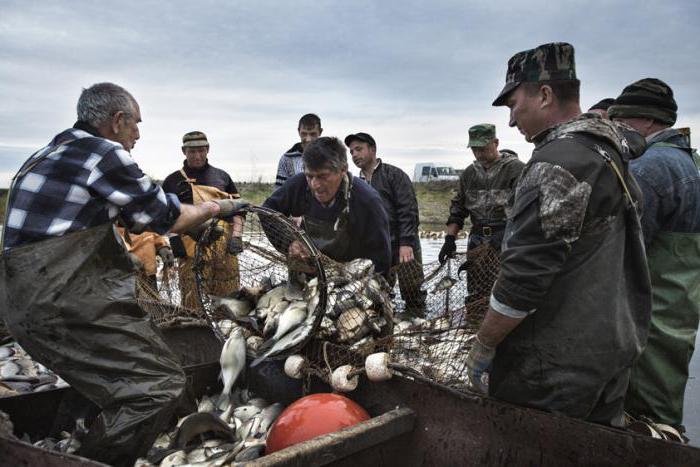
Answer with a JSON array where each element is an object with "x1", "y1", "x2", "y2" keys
[
  {"x1": 464, "y1": 335, "x2": 496, "y2": 395},
  {"x1": 438, "y1": 234, "x2": 457, "y2": 264},
  {"x1": 157, "y1": 246, "x2": 175, "y2": 268},
  {"x1": 227, "y1": 236, "x2": 244, "y2": 255},
  {"x1": 215, "y1": 198, "x2": 251, "y2": 218},
  {"x1": 185, "y1": 220, "x2": 224, "y2": 246}
]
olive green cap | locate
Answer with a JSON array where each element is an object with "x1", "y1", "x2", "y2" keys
[{"x1": 468, "y1": 124, "x2": 496, "y2": 147}]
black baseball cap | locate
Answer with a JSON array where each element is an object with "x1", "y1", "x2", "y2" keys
[{"x1": 344, "y1": 132, "x2": 376, "y2": 148}]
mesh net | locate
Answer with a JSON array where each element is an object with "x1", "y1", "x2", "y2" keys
[{"x1": 136, "y1": 206, "x2": 501, "y2": 395}]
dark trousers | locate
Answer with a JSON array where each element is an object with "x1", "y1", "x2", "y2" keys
[{"x1": 389, "y1": 243, "x2": 426, "y2": 317}]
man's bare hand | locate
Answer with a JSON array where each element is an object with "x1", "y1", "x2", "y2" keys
[
  {"x1": 288, "y1": 240, "x2": 311, "y2": 259},
  {"x1": 399, "y1": 245, "x2": 415, "y2": 263}
]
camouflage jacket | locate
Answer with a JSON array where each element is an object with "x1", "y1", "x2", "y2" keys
[
  {"x1": 488, "y1": 114, "x2": 652, "y2": 421},
  {"x1": 447, "y1": 151, "x2": 525, "y2": 228}
]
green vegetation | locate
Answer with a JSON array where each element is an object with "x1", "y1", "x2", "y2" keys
[
  {"x1": 0, "y1": 181, "x2": 460, "y2": 233},
  {"x1": 235, "y1": 181, "x2": 459, "y2": 232},
  {"x1": 0, "y1": 189, "x2": 7, "y2": 221}
]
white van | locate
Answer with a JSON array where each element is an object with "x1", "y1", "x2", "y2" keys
[{"x1": 414, "y1": 163, "x2": 459, "y2": 182}]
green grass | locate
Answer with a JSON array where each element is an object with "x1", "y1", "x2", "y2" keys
[
  {"x1": 0, "y1": 189, "x2": 7, "y2": 221},
  {"x1": 0, "y1": 181, "x2": 462, "y2": 233}
]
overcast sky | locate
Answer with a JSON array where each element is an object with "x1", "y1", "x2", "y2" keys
[{"x1": 1, "y1": 0, "x2": 699, "y2": 187}]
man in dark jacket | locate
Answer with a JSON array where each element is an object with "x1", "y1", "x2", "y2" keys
[
  {"x1": 609, "y1": 79, "x2": 700, "y2": 435},
  {"x1": 463, "y1": 42, "x2": 652, "y2": 427},
  {"x1": 346, "y1": 132, "x2": 425, "y2": 316},
  {"x1": 264, "y1": 137, "x2": 391, "y2": 276}
]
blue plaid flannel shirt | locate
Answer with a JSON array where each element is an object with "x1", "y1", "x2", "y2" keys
[{"x1": 3, "y1": 126, "x2": 181, "y2": 250}]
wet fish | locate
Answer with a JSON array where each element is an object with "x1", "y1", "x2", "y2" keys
[
  {"x1": 220, "y1": 327, "x2": 247, "y2": 402},
  {"x1": 170, "y1": 412, "x2": 237, "y2": 449},
  {"x1": 251, "y1": 312, "x2": 314, "y2": 367},
  {"x1": 431, "y1": 276, "x2": 457, "y2": 293},
  {"x1": 285, "y1": 270, "x2": 307, "y2": 301},
  {"x1": 256, "y1": 285, "x2": 286, "y2": 310},
  {"x1": 257, "y1": 402, "x2": 284, "y2": 435},
  {"x1": 159, "y1": 450, "x2": 188, "y2": 467},
  {"x1": 211, "y1": 296, "x2": 252, "y2": 319},
  {"x1": 271, "y1": 303, "x2": 307, "y2": 341},
  {"x1": 345, "y1": 258, "x2": 374, "y2": 278},
  {"x1": 0, "y1": 346, "x2": 14, "y2": 359},
  {"x1": 0, "y1": 362, "x2": 20, "y2": 378},
  {"x1": 235, "y1": 443, "x2": 265, "y2": 461},
  {"x1": 233, "y1": 404, "x2": 262, "y2": 422},
  {"x1": 197, "y1": 395, "x2": 216, "y2": 413},
  {"x1": 337, "y1": 307, "x2": 370, "y2": 343}
]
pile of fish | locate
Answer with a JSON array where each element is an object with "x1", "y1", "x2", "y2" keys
[
  {"x1": 135, "y1": 388, "x2": 285, "y2": 466},
  {"x1": 211, "y1": 258, "x2": 393, "y2": 366},
  {"x1": 390, "y1": 314, "x2": 475, "y2": 388},
  {"x1": 0, "y1": 342, "x2": 68, "y2": 397}
]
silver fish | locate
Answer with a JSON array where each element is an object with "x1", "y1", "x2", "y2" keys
[
  {"x1": 431, "y1": 276, "x2": 457, "y2": 293},
  {"x1": 197, "y1": 395, "x2": 216, "y2": 413},
  {"x1": 256, "y1": 285, "x2": 287, "y2": 310},
  {"x1": 211, "y1": 296, "x2": 252, "y2": 319},
  {"x1": 345, "y1": 258, "x2": 374, "y2": 278},
  {"x1": 1, "y1": 362, "x2": 20, "y2": 378},
  {"x1": 337, "y1": 307, "x2": 370, "y2": 343},
  {"x1": 0, "y1": 346, "x2": 14, "y2": 359},
  {"x1": 257, "y1": 402, "x2": 284, "y2": 435},
  {"x1": 160, "y1": 450, "x2": 187, "y2": 467},
  {"x1": 235, "y1": 444, "x2": 265, "y2": 461},
  {"x1": 233, "y1": 404, "x2": 262, "y2": 422},
  {"x1": 220, "y1": 327, "x2": 247, "y2": 400},
  {"x1": 170, "y1": 412, "x2": 237, "y2": 449},
  {"x1": 271, "y1": 303, "x2": 307, "y2": 341}
]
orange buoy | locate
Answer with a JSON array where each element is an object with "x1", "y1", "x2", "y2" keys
[{"x1": 266, "y1": 393, "x2": 370, "y2": 454}]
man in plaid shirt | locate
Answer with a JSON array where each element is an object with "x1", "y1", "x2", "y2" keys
[{"x1": 1, "y1": 83, "x2": 245, "y2": 466}]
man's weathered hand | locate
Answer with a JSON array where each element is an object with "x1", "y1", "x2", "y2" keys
[
  {"x1": 438, "y1": 235, "x2": 457, "y2": 264},
  {"x1": 215, "y1": 199, "x2": 251, "y2": 218},
  {"x1": 399, "y1": 245, "x2": 415, "y2": 263},
  {"x1": 288, "y1": 240, "x2": 310, "y2": 259},
  {"x1": 157, "y1": 246, "x2": 175, "y2": 268},
  {"x1": 464, "y1": 335, "x2": 496, "y2": 395},
  {"x1": 227, "y1": 237, "x2": 244, "y2": 255}
]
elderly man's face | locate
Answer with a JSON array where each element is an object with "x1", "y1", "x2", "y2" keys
[
  {"x1": 305, "y1": 166, "x2": 346, "y2": 204},
  {"x1": 114, "y1": 102, "x2": 141, "y2": 152},
  {"x1": 184, "y1": 146, "x2": 209, "y2": 169}
]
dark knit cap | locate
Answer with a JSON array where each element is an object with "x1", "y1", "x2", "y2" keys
[
  {"x1": 588, "y1": 98, "x2": 615, "y2": 112},
  {"x1": 607, "y1": 78, "x2": 677, "y2": 125}
]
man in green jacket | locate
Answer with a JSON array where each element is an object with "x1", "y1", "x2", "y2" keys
[{"x1": 609, "y1": 79, "x2": 700, "y2": 437}]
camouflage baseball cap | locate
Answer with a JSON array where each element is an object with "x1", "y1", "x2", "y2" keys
[
  {"x1": 182, "y1": 131, "x2": 209, "y2": 148},
  {"x1": 492, "y1": 42, "x2": 578, "y2": 107},
  {"x1": 467, "y1": 124, "x2": 496, "y2": 147}
]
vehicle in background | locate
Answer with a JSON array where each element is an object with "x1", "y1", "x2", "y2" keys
[{"x1": 414, "y1": 163, "x2": 459, "y2": 182}]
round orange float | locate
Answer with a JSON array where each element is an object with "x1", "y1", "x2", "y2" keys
[{"x1": 266, "y1": 393, "x2": 370, "y2": 454}]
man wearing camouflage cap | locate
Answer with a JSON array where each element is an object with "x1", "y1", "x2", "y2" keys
[
  {"x1": 439, "y1": 124, "x2": 524, "y2": 300},
  {"x1": 463, "y1": 42, "x2": 652, "y2": 427},
  {"x1": 609, "y1": 78, "x2": 700, "y2": 436}
]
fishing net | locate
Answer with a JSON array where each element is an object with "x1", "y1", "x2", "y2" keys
[
  {"x1": 384, "y1": 242, "x2": 500, "y2": 391},
  {"x1": 193, "y1": 207, "x2": 327, "y2": 352}
]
